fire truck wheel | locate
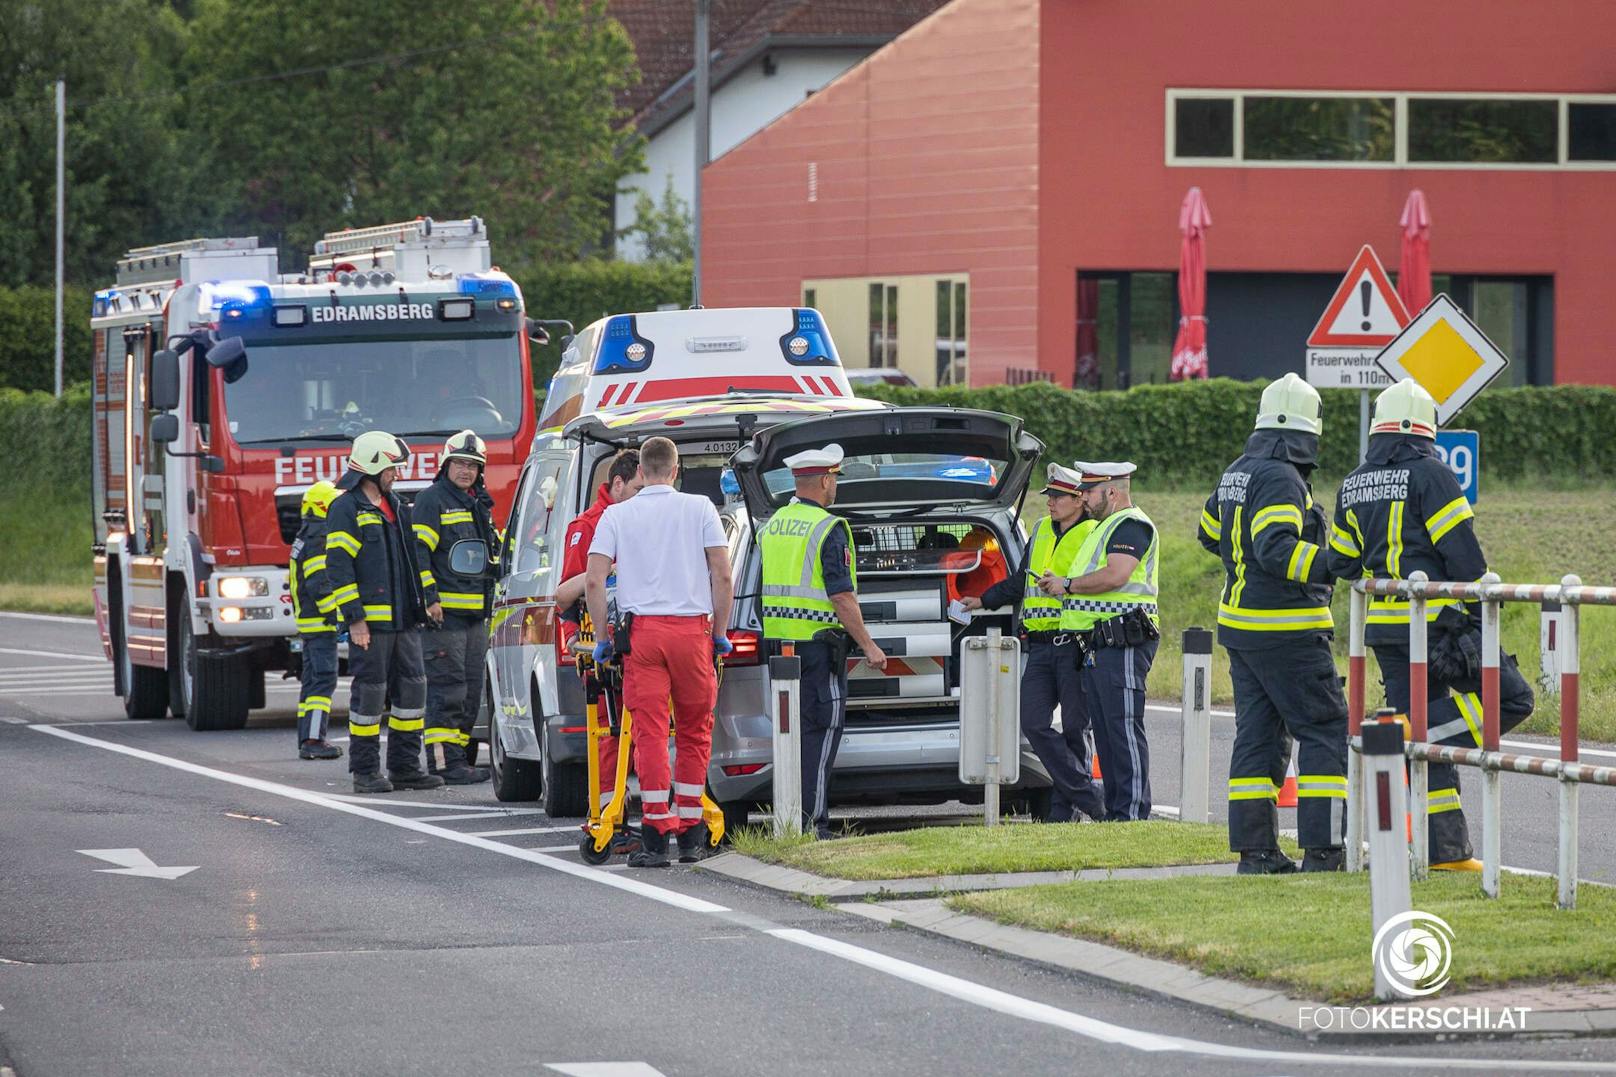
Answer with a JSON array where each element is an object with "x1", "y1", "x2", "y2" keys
[
  {"x1": 490, "y1": 674, "x2": 542, "y2": 802},
  {"x1": 184, "y1": 648, "x2": 252, "y2": 732}
]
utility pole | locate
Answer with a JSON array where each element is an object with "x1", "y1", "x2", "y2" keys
[
  {"x1": 692, "y1": 0, "x2": 710, "y2": 307},
  {"x1": 54, "y1": 78, "x2": 66, "y2": 399}
]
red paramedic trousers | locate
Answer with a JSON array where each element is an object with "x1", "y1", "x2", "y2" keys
[{"x1": 623, "y1": 614, "x2": 717, "y2": 835}]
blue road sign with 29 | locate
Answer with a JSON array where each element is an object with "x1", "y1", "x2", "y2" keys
[{"x1": 1434, "y1": 430, "x2": 1479, "y2": 504}]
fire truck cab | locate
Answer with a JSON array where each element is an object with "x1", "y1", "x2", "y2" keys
[{"x1": 91, "y1": 217, "x2": 537, "y2": 730}]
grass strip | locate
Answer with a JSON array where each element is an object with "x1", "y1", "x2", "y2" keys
[
  {"x1": 949, "y1": 872, "x2": 1616, "y2": 1004},
  {"x1": 730, "y1": 819, "x2": 1298, "y2": 881}
]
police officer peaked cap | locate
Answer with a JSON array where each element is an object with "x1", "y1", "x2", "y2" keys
[
  {"x1": 1071, "y1": 462, "x2": 1137, "y2": 490},
  {"x1": 1255, "y1": 372, "x2": 1323, "y2": 435},
  {"x1": 1041, "y1": 463, "x2": 1084, "y2": 496},
  {"x1": 783, "y1": 443, "x2": 843, "y2": 476},
  {"x1": 1371, "y1": 378, "x2": 1438, "y2": 439},
  {"x1": 340, "y1": 430, "x2": 410, "y2": 487},
  {"x1": 443, "y1": 429, "x2": 488, "y2": 466}
]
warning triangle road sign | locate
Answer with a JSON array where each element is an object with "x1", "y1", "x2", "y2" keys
[{"x1": 1307, "y1": 245, "x2": 1411, "y2": 348}]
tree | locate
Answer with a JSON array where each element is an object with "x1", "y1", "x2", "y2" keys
[
  {"x1": 181, "y1": 0, "x2": 644, "y2": 272},
  {"x1": 623, "y1": 174, "x2": 693, "y2": 263}
]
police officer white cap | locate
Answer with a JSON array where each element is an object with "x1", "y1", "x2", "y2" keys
[
  {"x1": 1041, "y1": 462, "x2": 1085, "y2": 496},
  {"x1": 783, "y1": 443, "x2": 844, "y2": 476},
  {"x1": 1072, "y1": 461, "x2": 1137, "y2": 489}
]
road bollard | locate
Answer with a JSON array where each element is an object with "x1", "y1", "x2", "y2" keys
[
  {"x1": 1178, "y1": 627, "x2": 1213, "y2": 824},
  {"x1": 1346, "y1": 586, "x2": 1367, "y2": 872},
  {"x1": 1539, "y1": 599, "x2": 1562, "y2": 698},
  {"x1": 1406, "y1": 570, "x2": 1430, "y2": 880},
  {"x1": 959, "y1": 627, "x2": 1020, "y2": 827},
  {"x1": 769, "y1": 650, "x2": 802, "y2": 838},
  {"x1": 1363, "y1": 716, "x2": 1413, "y2": 1002},
  {"x1": 1559, "y1": 574, "x2": 1582, "y2": 910},
  {"x1": 1480, "y1": 571, "x2": 1502, "y2": 898}
]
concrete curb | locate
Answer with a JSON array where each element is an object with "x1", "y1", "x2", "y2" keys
[{"x1": 700, "y1": 852, "x2": 1616, "y2": 1042}]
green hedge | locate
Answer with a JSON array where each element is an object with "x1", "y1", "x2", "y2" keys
[
  {"x1": 856, "y1": 379, "x2": 1616, "y2": 484},
  {"x1": 0, "y1": 287, "x2": 95, "y2": 392},
  {"x1": 0, "y1": 387, "x2": 93, "y2": 495}
]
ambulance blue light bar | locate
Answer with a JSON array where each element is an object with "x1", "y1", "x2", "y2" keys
[
  {"x1": 780, "y1": 308, "x2": 837, "y2": 367},
  {"x1": 593, "y1": 315, "x2": 655, "y2": 375}
]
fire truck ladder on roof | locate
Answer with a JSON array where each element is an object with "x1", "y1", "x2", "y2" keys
[{"x1": 309, "y1": 216, "x2": 490, "y2": 277}]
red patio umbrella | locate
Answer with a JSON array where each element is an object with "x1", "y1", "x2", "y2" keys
[
  {"x1": 1169, "y1": 186, "x2": 1212, "y2": 381},
  {"x1": 1398, "y1": 189, "x2": 1432, "y2": 314}
]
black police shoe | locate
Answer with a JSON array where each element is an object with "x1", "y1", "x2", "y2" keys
[
  {"x1": 1301, "y1": 848, "x2": 1345, "y2": 873},
  {"x1": 300, "y1": 740, "x2": 342, "y2": 760},
  {"x1": 1236, "y1": 850, "x2": 1299, "y2": 875},
  {"x1": 389, "y1": 770, "x2": 446, "y2": 790},
  {"x1": 627, "y1": 825, "x2": 671, "y2": 868},
  {"x1": 676, "y1": 823, "x2": 711, "y2": 863},
  {"x1": 352, "y1": 771, "x2": 393, "y2": 794}
]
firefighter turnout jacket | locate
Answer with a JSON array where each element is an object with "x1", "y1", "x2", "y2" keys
[
  {"x1": 1327, "y1": 433, "x2": 1484, "y2": 645},
  {"x1": 324, "y1": 486, "x2": 428, "y2": 629},
  {"x1": 411, "y1": 473, "x2": 497, "y2": 619},
  {"x1": 1199, "y1": 430, "x2": 1334, "y2": 648},
  {"x1": 290, "y1": 514, "x2": 339, "y2": 634}
]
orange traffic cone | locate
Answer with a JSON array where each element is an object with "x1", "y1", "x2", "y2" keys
[{"x1": 1277, "y1": 752, "x2": 1299, "y2": 808}]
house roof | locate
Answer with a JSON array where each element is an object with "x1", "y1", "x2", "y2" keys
[{"x1": 611, "y1": 0, "x2": 951, "y2": 134}]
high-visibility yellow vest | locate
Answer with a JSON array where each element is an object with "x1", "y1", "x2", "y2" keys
[
  {"x1": 1058, "y1": 506, "x2": 1159, "y2": 632},
  {"x1": 759, "y1": 499, "x2": 857, "y2": 643},
  {"x1": 1021, "y1": 516, "x2": 1094, "y2": 631}
]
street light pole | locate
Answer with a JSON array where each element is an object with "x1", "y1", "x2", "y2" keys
[
  {"x1": 692, "y1": 0, "x2": 710, "y2": 308},
  {"x1": 54, "y1": 78, "x2": 66, "y2": 399}
]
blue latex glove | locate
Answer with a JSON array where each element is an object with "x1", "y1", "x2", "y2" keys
[
  {"x1": 592, "y1": 638, "x2": 615, "y2": 664},
  {"x1": 712, "y1": 636, "x2": 733, "y2": 658}
]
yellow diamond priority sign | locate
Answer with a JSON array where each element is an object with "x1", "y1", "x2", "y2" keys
[{"x1": 1374, "y1": 295, "x2": 1509, "y2": 425}]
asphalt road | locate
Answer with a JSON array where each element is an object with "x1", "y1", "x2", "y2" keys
[{"x1": 3, "y1": 610, "x2": 1615, "y2": 1076}]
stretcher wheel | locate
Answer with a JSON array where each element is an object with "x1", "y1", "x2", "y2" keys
[{"x1": 578, "y1": 834, "x2": 613, "y2": 865}]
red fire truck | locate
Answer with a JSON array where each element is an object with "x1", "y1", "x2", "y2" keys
[{"x1": 91, "y1": 217, "x2": 538, "y2": 730}]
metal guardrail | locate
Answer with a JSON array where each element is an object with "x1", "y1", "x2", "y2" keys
[{"x1": 1345, "y1": 570, "x2": 1616, "y2": 908}]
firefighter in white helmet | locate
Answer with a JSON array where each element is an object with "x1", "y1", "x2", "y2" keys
[
  {"x1": 325, "y1": 431, "x2": 443, "y2": 793},
  {"x1": 1330, "y1": 378, "x2": 1534, "y2": 870},
  {"x1": 413, "y1": 430, "x2": 498, "y2": 784},
  {"x1": 290, "y1": 480, "x2": 342, "y2": 760},
  {"x1": 1201, "y1": 373, "x2": 1347, "y2": 873}
]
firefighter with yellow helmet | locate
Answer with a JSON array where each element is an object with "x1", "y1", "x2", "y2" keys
[
  {"x1": 290, "y1": 480, "x2": 342, "y2": 760},
  {"x1": 1329, "y1": 378, "x2": 1534, "y2": 869}
]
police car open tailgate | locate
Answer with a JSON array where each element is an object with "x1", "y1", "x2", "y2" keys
[{"x1": 730, "y1": 407, "x2": 1043, "y2": 518}]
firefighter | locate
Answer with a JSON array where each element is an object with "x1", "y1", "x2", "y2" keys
[
  {"x1": 325, "y1": 430, "x2": 443, "y2": 794},
  {"x1": 1056, "y1": 462, "x2": 1158, "y2": 821},
  {"x1": 1329, "y1": 378, "x2": 1534, "y2": 870},
  {"x1": 413, "y1": 430, "x2": 498, "y2": 785},
  {"x1": 290, "y1": 480, "x2": 342, "y2": 761},
  {"x1": 959, "y1": 463, "x2": 1103, "y2": 822},
  {"x1": 1199, "y1": 374, "x2": 1347, "y2": 874},
  {"x1": 756, "y1": 444, "x2": 887, "y2": 838}
]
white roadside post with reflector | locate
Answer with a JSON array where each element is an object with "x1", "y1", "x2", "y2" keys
[
  {"x1": 1362, "y1": 716, "x2": 1414, "y2": 1001},
  {"x1": 959, "y1": 626, "x2": 1020, "y2": 826},
  {"x1": 769, "y1": 648, "x2": 804, "y2": 837}
]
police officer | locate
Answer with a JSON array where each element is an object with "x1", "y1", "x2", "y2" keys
[
  {"x1": 1057, "y1": 463, "x2": 1158, "y2": 821},
  {"x1": 756, "y1": 444, "x2": 887, "y2": 838},
  {"x1": 959, "y1": 463, "x2": 1103, "y2": 822},
  {"x1": 1330, "y1": 379, "x2": 1534, "y2": 870},
  {"x1": 325, "y1": 431, "x2": 443, "y2": 794},
  {"x1": 290, "y1": 480, "x2": 342, "y2": 761},
  {"x1": 1200, "y1": 374, "x2": 1347, "y2": 874},
  {"x1": 413, "y1": 430, "x2": 497, "y2": 785}
]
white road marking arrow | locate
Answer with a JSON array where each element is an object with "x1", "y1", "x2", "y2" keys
[
  {"x1": 545, "y1": 1065, "x2": 668, "y2": 1077},
  {"x1": 77, "y1": 848, "x2": 198, "y2": 880}
]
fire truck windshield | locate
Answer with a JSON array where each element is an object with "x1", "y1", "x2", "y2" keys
[{"x1": 223, "y1": 334, "x2": 525, "y2": 446}]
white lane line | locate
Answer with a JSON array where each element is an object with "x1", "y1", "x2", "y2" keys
[
  {"x1": 0, "y1": 717, "x2": 29, "y2": 725},
  {"x1": 0, "y1": 647, "x2": 106, "y2": 663},
  {"x1": 32, "y1": 725, "x2": 728, "y2": 915},
  {"x1": 466, "y1": 825, "x2": 581, "y2": 837},
  {"x1": 0, "y1": 611, "x2": 95, "y2": 624},
  {"x1": 320, "y1": 794, "x2": 524, "y2": 812},
  {"x1": 410, "y1": 810, "x2": 545, "y2": 822},
  {"x1": 0, "y1": 690, "x2": 115, "y2": 697},
  {"x1": 0, "y1": 667, "x2": 109, "y2": 679},
  {"x1": 33, "y1": 728, "x2": 1614, "y2": 1071}
]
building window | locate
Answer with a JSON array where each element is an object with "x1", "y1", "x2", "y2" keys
[
  {"x1": 868, "y1": 283, "x2": 897, "y2": 368},
  {"x1": 1244, "y1": 96, "x2": 1394, "y2": 162},
  {"x1": 1408, "y1": 98, "x2": 1556, "y2": 163},
  {"x1": 803, "y1": 287, "x2": 817, "y2": 310},
  {"x1": 1167, "y1": 89, "x2": 1616, "y2": 169},
  {"x1": 935, "y1": 280, "x2": 967, "y2": 386},
  {"x1": 1078, "y1": 271, "x2": 1175, "y2": 389}
]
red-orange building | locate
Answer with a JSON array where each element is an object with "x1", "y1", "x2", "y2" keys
[{"x1": 701, "y1": 0, "x2": 1616, "y2": 389}]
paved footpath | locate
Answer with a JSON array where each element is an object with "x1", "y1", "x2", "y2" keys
[{"x1": 3, "y1": 612, "x2": 1615, "y2": 1075}]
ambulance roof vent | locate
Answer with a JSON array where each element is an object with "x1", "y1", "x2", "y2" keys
[{"x1": 308, "y1": 216, "x2": 491, "y2": 280}]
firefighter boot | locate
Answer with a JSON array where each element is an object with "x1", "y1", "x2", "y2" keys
[
  {"x1": 437, "y1": 742, "x2": 490, "y2": 785},
  {"x1": 300, "y1": 740, "x2": 342, "y2": 760},
  {"x1": 627, "y1": 825, "x2": 671, "y2": 868},
  {"x1": 1301, "y1": 847, "x2": 1345, "y2": 873},
  {"x1": 676, "y1": 823, "x2": 711, "y2": 864},
  {"x1": 1237, "y1": 849, "x2": 1299, "y2": 875},
  {"x1": 387, "y1": 728, "x2": 445, "y2": 790},
  {"x1": 353, "y1": 771, "x2": 393, "y2": 794}
]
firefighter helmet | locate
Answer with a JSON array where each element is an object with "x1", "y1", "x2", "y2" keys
[
  {"x1": 1372, "y1": 378, "x2": 1438, "y2": 438},
  {"x1": 300, "y1": 480, "x2": 339, "y2": 519},
  {"x1": 1254, "y1": 372, "x2": 1323, "y2": 436},
  {"x1": 347, "y1": 430, "x2": 410, "y2": 476},
  {"x1": 443, "y1": 429, "x2": 487, "y2": 467}
]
